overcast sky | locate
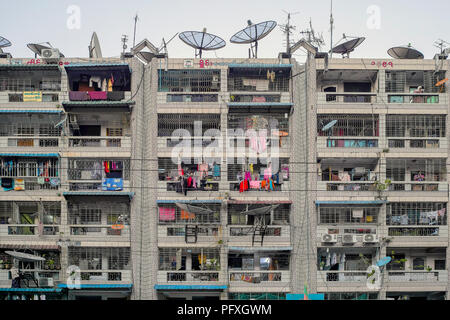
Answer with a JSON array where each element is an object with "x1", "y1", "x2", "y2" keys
[{"x1": 2, "y1": 0, "x2": 449, "y2": 61}]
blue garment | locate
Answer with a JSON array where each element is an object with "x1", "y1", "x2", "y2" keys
[
  {"x1": 213, "y1": 165, "x2": 220, "y2": 177},
  {"x1": 102, "y1": 178, "x2": 123, "y2": 191}
]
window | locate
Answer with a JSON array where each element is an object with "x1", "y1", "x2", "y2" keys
[
  {"x1": 434, "y1": 260, "x2": 445, "y2": 270},
  {"x1": 412, "y1": 257, "x2": 425, "y2": 270},
  {"x1": 106, "y1": 128, "x2": 123, "y2": 137}
]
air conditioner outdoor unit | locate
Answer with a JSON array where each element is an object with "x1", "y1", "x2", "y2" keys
[
  {"x1": 321, "y1": 233, "x2": 338, "y2": 243},
  {"x1": 363, "y1": 234, "x2": 379, "y2": 243},
  {"x1": 342, "y1": 234, "x2": 357, "y2": 244},
  {"x1": 38, "y1": 277, "x2": 54, "y2": 287},
  {"x1": 212, "y1": 75, "x2": 219, "y2": 82},
  {"x1": 41, "y1": 48, "x2": 60, "y2": 59}
]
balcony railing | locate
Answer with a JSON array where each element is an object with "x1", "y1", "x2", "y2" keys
[
  {"x1": 79, "y1": 270, "x2": 131, "y2": 283},
  {"x1": 387, "y1": 271, "x2": 444, "y2": 282},
  {"x1": 388, "y1": 227, "x2": 440, "y2": 236},
  {"x1": 388, "y1": 182, "x2": 444, "y2": 192},
  {"x1": 70, "y1": 225, "x2": 130, "y2": 236},
  {"x1": 388, "y1": 94, "x2": 440, "y2": 104},
  {"x1": 318, "y1": 271, "x2": 367, "y2": 283},
  {"x1": 0, "y1": 224, "x2": 59, "y2": 236},
  {"x1": 68, "y1": 137, "x2": 130, "y2": 148},
  {"x1": 5, "y1": 138, "x2": 59, "y2": 148},
  {"x1": 229, "y1": 226, "x2": 283, "y2": 237},
  {"x1": 324, "y1": 181, "x2": 376, "y2": 192},
  {"x1": 229, "y1": 271, "x2": 288, "y2": 284},
  {"x1": 327, "y1": 138, "x2": 378, "y2": 148},
  {"x1": 166, "y1": 271, "x2": 220, "y2": 282},
  {"x1": 318, "y1": 92, "x2": 377, "y2": 104},
  {"x1": 388, "y1": 139, "x2": 440, "y2": 149}
]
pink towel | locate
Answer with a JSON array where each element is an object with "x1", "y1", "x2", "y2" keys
[
  {"x1": 250, "y1": 181, "x2": 260, "y2": 189},
  {"x1": 88, "y1": 91, "x2": 107, "y2": 100},
  {"x1": 159, "y1": 207, "x2": 175, "y2": 221}
]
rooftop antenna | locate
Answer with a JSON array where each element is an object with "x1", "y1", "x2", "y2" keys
[
  {"x1": 121, "y1": 35, "x2": 128, "y2": 56},
  {"x1": 230, "y1": 20, "x2": 277, "y2": 59},
  {"x1": 330, "y1": 0, "x2": 334, "y2": 59},
  {"x1": 299, "y1": 18, "x2": 325, "y2": 52},
  {"x1": 434, "y1": 39, "x2": 450, "y2": 54},
  {"x1": 133, "y1": 14, "x2": 139, "y2": 47},
  {"x1": 159, "y1": 32, "x2": 178, "y2": 71},
  {"x1": 280, "y1": 11, "x2": 299, "y2": 56},
  {"x1": 179, "y1": 28, "x2": 226, "y2": 58}
]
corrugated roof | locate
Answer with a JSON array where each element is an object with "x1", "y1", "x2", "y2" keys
[
  {"x1": 62, "y1": 100, "x2": 134, "y2": 106},
  {"x1": 157, "y1": 200, "x2": 222, "y2": 204},
  {"x1": 0, "y1": 244, "x2": 60, "y2": 250},
  {"x1": 0, "y1": 110, "x2": 62, "y2": 114},
  {"x1": 64, "y1": 63, "x2": 130, "y2": 68},
  {"x1": 0, "y1": 153, "x2": 59, "y2": 158},
  {"x1": 227, "y1": 102, "x2": 293, "y2": 107},
  {"x1": 228, "y1": 64, "x2": 292, "y2": 68},
  {"x1": 63, "y1": 192, "x2": 134, "y2": 199},
  {"x1": 228, "y1": 246, "x2": 292, "y2": 252},
  {"x1": 58, "y1": 284, "x2": 132, "y2": 289},
  {"x1": 228, "y1": 200, "x2": 292, "y2": 204},
  {"x1": 154, "y1": 285, "x2": 227, "y2": 290},
  {"x1": 315, "y1": 200, "x2": 386, "y2": 205},
  {"x1": 0, "y1": 288, "x2": 63, "y2": 293},
  {"x1": 0, "y1": 64, "x2": 60, "y2": 70}
]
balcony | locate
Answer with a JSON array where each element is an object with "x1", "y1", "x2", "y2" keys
[
  {"x1": 157, "y1": 270, "x2": 224, "y2": 285},
  {"x1": 157, "y1": 225, "x2": 220, "y2": 245},
  {"x1": 0, "y1": 269, "x2": 61, "y2": 288},
  {"x1": 386, "y1": 271, "x2": 448, "y2": 291},
  {"x1": 227, "y1": 225, "x2": 291, "y2": 246},
  {"x1": 228, "y1": 270, "x2": 290, "y2": 291},
  {"x1": 388, "y1": 182, "x2": 447, "y2": 192},
  {"x1": 0, "y1": 224, "x2": 59, "y2": 237},
  {"x1": 79, "y1": 270, "x2": 132, "y2": 284},
  {"x1": 318, "y1": 92, "x2": 377, "y2": 104},
  {"x1": 388, "y1": 138, "x2": 443, "y2": 151}
]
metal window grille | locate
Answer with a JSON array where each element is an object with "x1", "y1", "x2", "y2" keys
[
  {"x1": 386, "y1": 159, "x2": 446, "y2": 181},
  {"x1": 227, "y1": 69, "x2": 290, "y2": 92},
  {"x1": 159, "y1": 248, "x2": 220, "y2": 270},
  {"x1": 106, "y1": 128, "x2": 123, "y2": 137},
  {"x1": 166, "y1": 94, "x2": 218, "y2": 102},
  {"x1": 387, "y1": 202, "x2": 447, "y2": 225},
  {"x1": 317, "y1": 114, "x2": 379, "y2": 137},
  {"x1": 0, "y1": 158, "x2": 59, "y2": 177},
  {"x1": 68, "y1": 158, "x2": 130, "y2": 180},
  {"x1": 158, "y1": 114, "x2": 220, "y2": 137},
  {"x1": 386, "y1": 71, "x2": 446, "y2": 93},
  {"x1": 227, "y1": 158, "x2": 289, "y2": 181},
  {"x1": 68, "y1": 247, "x2": 130, "y2": 270},
  {"x1": 229, "y1": 95, "x2": 281, "y2": 103},
  {"x1": 227, "y1": 114, "x2": 289, "y2": 133},
  {"x1": 158, "y1": 70, "x2": 221, "y2": 92},
  {"x1": 318, "y1": 206, "x2": 379, "y2": 224},
  {"x1": 386, "y1": 114, "x2": 446, "y2": 137}
]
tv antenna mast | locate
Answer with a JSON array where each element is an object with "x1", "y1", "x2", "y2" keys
[
  {"x1": 434, "y1": 39, "x2": 450, "y2": 55},
  {"x1": 329, "y1": 0, "x2": 334, "y2": 58},
  {"x1": 280, "y1": 11, "x2": 299, "y2": 55},
  {"x1": 133, "y1": 14, "x2": 139, "y2": 47},
  {"x1": 299, "y1": 18, "x2": 325, "y2": 51},
  {"x1": 121, "y1": 35, "x2": 128, "y2": 56}
]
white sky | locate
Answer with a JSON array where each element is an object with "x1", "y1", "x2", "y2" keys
[{"x1": 2, "y1": 0, "x2": 449, "y2": 61}]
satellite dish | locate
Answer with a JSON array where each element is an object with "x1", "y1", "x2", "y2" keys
[
  {"x1": 322, "y1": 120, "x2": 337, "y2": 132},
  {"x1": 89, "y1": 32, "x2": 102, "y2": 58},
  {"x1": 332, "y1": 36, "x2": 365, "y2": 58},
  {"x1": 230, "y1": 20, "x2": 277, "y2": 58},
  {"x1": 388, "y1": 44, "x2": 424, "y2": 59},
  {"x1": 5, "y1": 251, "x2": 46, "y2": 262},
  {"x1": 179, "y1": 29, "x2": 226, "y2": 58},
  {"x1": 0, "y1": 36, "x2": 12, "y2": 53},
  {"x1": 376, "y1": 256, "x2": 392, "y2": 267}
]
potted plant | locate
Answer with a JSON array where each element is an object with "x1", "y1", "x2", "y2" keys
[
  {"x1": 47, "y1": 259, "x2": 55, "y2": 270},
  {"x1": 426, "y1": 266, "x2": 432, "y2": 272}
]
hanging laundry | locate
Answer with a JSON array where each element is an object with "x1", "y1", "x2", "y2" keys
[
  {"x1": 14, "y1": 179, "x2": 25, "y2": 191},
  {"x1": 49, "y1": 178, "x2": 60, "y2": 187},
  {"x1": 37, "y1": 177, "x2": 45, "y2": 185},
  {"x1": 437, "y1": 208, "x2": 446, "y2": 217},
  {"x1": 181, "y1": 210, "x2": 195, "y2": 220},
  {"x1": 1, "y1": 178, "x2": 13, "y2": 191},
  {"x1": 89, "y1": 76, "x2": 102, "y2": 88},
  {"x1": 101, "y1": 78, "x2": 107, "y2": 92},
  {"x1": 102, "y1": 178, "x2": 123, "y2": 191},
  {"x1": 249, "y1": 180, "x2": 260, "y2": 189},
  {"x1": 159, "y1": 207, "x2": 175, "y2": 221},
  {"x1": 213, "y1": 164, "x2": 220, "y2": 177}
]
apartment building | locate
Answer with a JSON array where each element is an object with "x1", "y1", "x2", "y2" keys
[
  {"x1": 0, "y1": 47, "x2": 448, "y2": 301},
  {"x1": 312, "y1": 55, "x2": 450, "y2": 300}
]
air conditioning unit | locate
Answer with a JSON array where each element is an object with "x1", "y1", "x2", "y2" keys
[
  {"x1": 321, "y1": 233, "x2": 338, "y2": 243},
  {"x1": 212, "y1": 75, "x2": 219, "y2": 82},
  {"x1": 363, "y1": 234, "x2": 379, "y2": 243},
  {"x1": 342, "y1": 234, "x2": 357, "y2": 244},
  {"x1": 38, "y1": 277, "x2": 54, "y2": 287},
  {"x1": 41, "y1": 48, "x2": 60, "y2": 59}
]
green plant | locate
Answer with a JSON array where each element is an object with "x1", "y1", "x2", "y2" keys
[
  {"x1": 426, "y1": 266, "x2": 432, "y2": 272},
  {"x1": 47, "y1": 259, "x2": 55, "y2": 269}
]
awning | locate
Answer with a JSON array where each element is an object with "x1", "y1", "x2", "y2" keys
[
  {"x1": 154, "y1": 285, "x2": 227, "y2": 290},
  {"x1": 157, "y1": 200, "x2": 222, "y2": 204},
  {"x1": 58, "y1": 284, "x2": 132, "y2": 289},
  {"x1": 64, "y1": 63, "x2": 130, "y2": 72},
  {"x1": 0, "y1": 288, "x2": 63, "y2": 293},
  {"x1": 63, "y1": 192, "x2": 134, "y2": 200},
  {"x1": 228, "y1": 246, "x2": 292, "y2": 252},
  {"x1": 228, "y1": 64, "x2": 292, "y2": 69},
  {"x1": 0, "y1": 153, "x2": 59, "y2": 158},
  {"x1": 5, "y1": 251, "x2": 45, "y2": 262},
  {"x1": 61, "y1": 100, "x2": 134, "y2": 112},
  {"x1": 0, "y1": 110, "x2": 62, "y2": 114},
  {"x1": 0, "y1": 244, "x2": 60, "y2": 250},
  {"x1": 228, "y1": 200, "x2": 292, "y2": 205},
  {"x1": 0, "y1": 64, "x2": 60, "y2": 71},
  {"x1": 315, "y1": 200, "x2": 386, "y2": 205},
  {"x1": 175, "y1": 203, "x2": 214, "y2": 215},
  {"x1": 227, "y1": 102, "x2": 293, "y2": 113},
  {"x1": 241, "y1": 205, "x2": 279, "y2": 216}
]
